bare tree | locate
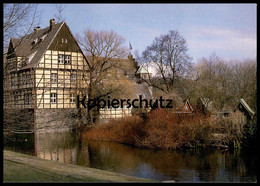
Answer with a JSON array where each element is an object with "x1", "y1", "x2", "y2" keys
[
  {"x1": 76, "y1": 29, "x2": 137, "y2": 126},
  {"x1": 54, "y1": 4, "x2": 66, "y2": 23},
  {"x1": 3, "y1": 3, "x2": 41, "y2": 52},
  {"x1": 229, "y1": 59, "x2": 256, "y2": 110},
  {"x1": 188, "y1": 53, "x2": 256, "y2": 112},
  {"x1": 141, "y1": 30, "x2": 192, "y2": 93}
]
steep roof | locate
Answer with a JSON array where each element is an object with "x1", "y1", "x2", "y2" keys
[
  {"x1": 183, "y1": 99, "x2": 193, "y2": 112},
  {"x1": 7, "y1": 20, "x2": 88, "y2": 71},
  {"x1": 236, "y1": 98, "x2": 255, "y2": 116},
  {"x1": 137, "y1": 65, "x2": 151, "y2": 74},
  {"x1": 9, "y1": 21, "x2": 64, "y2": 70}
]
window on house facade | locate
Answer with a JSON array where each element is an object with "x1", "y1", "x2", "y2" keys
[
  {"x1": 64, "y1": 55, "x2": 71, "y2": 64},
  {"x1": 11, "y1": 74, "x2": 15, "y2": 86},
  {"x1": 58, "y1": 54, "x2": 71, "y2": 64},
  {"x1": 24, "y1": 93, "x2": 32, "y2": 105},
  {"x1": 26, "y1": 74, "x2": 31, "y2": 84},
  {"x1": 70, "y1": 74, "x2": 76, "y2": 83},
  {"x1": 50, "y1": 93, "x2": 57, "y2": 103},
  {"x1": 58, "y1": 54, "x2": 65, "y2": 64},
  {"x1": 14, "y1": 95, "x2": 18, "y2": 105},
  {"x1": 13, "y1": 91, "x2": 20, "y2": 105},
  {"x1": 22, "y1": 74, "x2": 27, "y2": 85},
  {"x1": 70, "y1": 93, "x2": 76, "y2": 103},
  {"x1": 4, "y1": 96, "x2": 9, "y2": 104},
  {"x1": 51, "y1": 73, "x2": 57, "y2": 84}
]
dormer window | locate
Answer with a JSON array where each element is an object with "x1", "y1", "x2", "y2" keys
[
  {"x1": 32, "y1": 38, "x2": 38, "y2": 45},
  {"x1": 39, "y1": 34, "x2": 47, "y2": 42}
]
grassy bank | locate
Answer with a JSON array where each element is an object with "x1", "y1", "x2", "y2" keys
[
  {"x1": 3, "y1": 150, "x2": 155, "y2": 183},
  {"x1": 83, "y1": 109, "x2": 246, "y2": 149}
]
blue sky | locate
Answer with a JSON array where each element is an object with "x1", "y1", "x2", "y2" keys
[{"x1": 36, "y1": 3, "x2": 256, "y2": 62}]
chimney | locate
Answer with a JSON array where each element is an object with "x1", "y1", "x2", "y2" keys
[
  {"x1": 34, "y1": 26, "x2": 41, "y2": 32},
  {"x1": 49, "y1": 19, "x2": 55, "y2": 31}
]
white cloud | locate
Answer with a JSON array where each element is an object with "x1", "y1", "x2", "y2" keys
[{"x1": 185, "y1": 26, "x2": 256, "y2": 61}]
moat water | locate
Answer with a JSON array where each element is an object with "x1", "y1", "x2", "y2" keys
[{"x1": 4, "y1": 130, "x2": 257, "y2": 182}]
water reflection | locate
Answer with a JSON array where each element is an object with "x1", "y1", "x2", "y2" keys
[
  {"x1": 86, "y1": 141, "x2": 256, "y2": 182},
  {"x1": 36, "y1": 131, "x2": 90, "y2": 167},
  {"x1": 3, "y1": 130, "x2": 257, "y2": 182}
]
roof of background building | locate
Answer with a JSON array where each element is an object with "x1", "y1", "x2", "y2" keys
[{"x1": 238, "y1": 98, "x2": 255, "y2": 115}]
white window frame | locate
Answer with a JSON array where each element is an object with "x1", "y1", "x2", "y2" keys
[
  {"x1": 70, "y1": 93, "x2": 76, "y2": 103},
  {"x1": 50, "y1": 93, "x2": 57, "y2": 103},
  {"x1": 51, "y1": 73, "x2": 57, "y2": 84},
  {"x1": 70, "y1": 74, "x2": 76, "y2": 83},
  {"x1": 58, "y1": 54, "x2": 71, "y2": 64},
  {"x1": 58, "y1": 54, "x2": 65, "y2": 64},
  {"x1": 24, "y1": 93, "x2": 32, "y2": 105},
  {"x1": 64, "y1": 55, "x2": 71, "y2": 64}
]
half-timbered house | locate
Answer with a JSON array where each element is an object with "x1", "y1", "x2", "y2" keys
[
  {"x1": 4, "y1": 19, "x2": 90, "y2": 131},
  {"x1": 4, "y1": 18, "x2": 144, "y2": 130}
]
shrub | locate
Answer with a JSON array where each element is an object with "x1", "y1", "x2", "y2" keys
[
  {"x1": 210, "y1": 112, "x2": 246, "y2": 148},
  {"x1": 82, "y1": 115, "x2": 145, "y2": 146},
  {"x1": 82, "y1": 109, "x2": 248, "y2": 149},
  {"x1": 242, "y1": 119, "x2": 257, "y2": 150}
]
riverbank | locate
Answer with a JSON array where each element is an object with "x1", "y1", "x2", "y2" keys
[
  {"x1": 3, "y1": 150, "x2": 156, "y2": 183},
  {"x1": 83, "y1": 109, "x2": 247, "y2": 149}
]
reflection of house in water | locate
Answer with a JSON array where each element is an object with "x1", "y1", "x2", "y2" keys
[{"x1": 36, "y1": 132, "x2": 90, "y2": 166}]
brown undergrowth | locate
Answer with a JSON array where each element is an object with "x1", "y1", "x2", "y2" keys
[{"x1": 82, "y1": 108, "x2": 246, "y2": 149}]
